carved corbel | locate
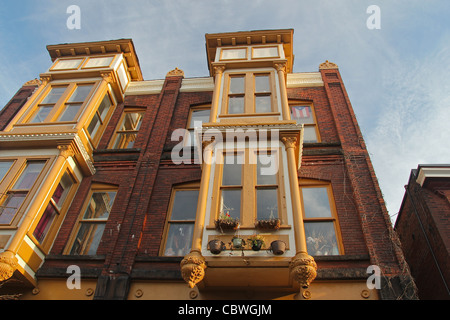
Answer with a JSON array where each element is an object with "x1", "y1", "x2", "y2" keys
[
  {"x1": 212, "y1": 64, "x2": 226, "y2": 77},
  {"x1": 180, "y1": 250, "x2": 207, "y2": 288},
  {"x1": 289, "y1": 252, "x2": 317, "y2": 288},
  {"x1": 0, "y1": 251, "x2": 18, "y2": 282},
  {"x1": 274, "y1": 62, "x2": 287, "y2": 74},
  {"x1": 39, "y1": 75, "x2": 52, "y2": 86}
]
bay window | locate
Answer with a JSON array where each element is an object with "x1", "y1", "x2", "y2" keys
[
  {"x1": 110, "y1": 109, "x2": 145, "y2": 149},
  {"x1": 222, "y1": 71, "x2": 276, "y2": 115},
  {"x1": 290, "y1": 102, "x2": 320, "y2": 143}
]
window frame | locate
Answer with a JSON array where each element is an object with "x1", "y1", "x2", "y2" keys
[
  {"x1": 22, "y1": 82, "x2": 97, "y2": 124},
  {"x1": 0, "y1": 157, "x2": 51, "y2": 228},
  {"x1": 209, "y1": 148, "x2": 287, "y2": 229},
  {"x1": 29, "y1": 168, "x2": 79, "y2": 252},
  {"x1": 86, "y1": 91, "x2": 116, "y2": 147},
  {"x1": 299, "y1": 179, "x2": 344, "y2": 256},
  {"x1": 109, "y1": 108, "x2": 146, "y2": 149},
  {"x1": 64, "y1": 184, "x2": 118, "y2": 256},
  {"x1": 289, "y1": 100, "x2": 321, "y2": 143},
  {"x1": 185, "y1": 105, "x2": 211, "y2": 147},
  {"x1": 220, "y1": 70, "x2": 278, "y2": 116},
  {"x1": 160, "y1": 182, "x2": 199, "y2": 256}
]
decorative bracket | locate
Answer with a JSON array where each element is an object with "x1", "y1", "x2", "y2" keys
[
  {"x1": 289, "y1": 252, "x2": 317, "y2": 288},
  {"x1": 180, "y1": 250, "x2": 207, "y2": 288},
  {"x1": 0, "y1": 251, "x2": 18, "y2": 282}
]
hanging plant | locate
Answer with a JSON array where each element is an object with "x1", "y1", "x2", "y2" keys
[
  {"x1": 255, "y1": 218, "x2": 281, "y2": 230},
  {"x1": 215, "y1": 213, "x2": 240, "y2": 232}
]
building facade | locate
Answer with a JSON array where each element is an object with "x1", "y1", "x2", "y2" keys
[
  {"x1": 395, "y1": 165, "x2": 450, "y2": 300},
  {"x1": 0, "y1": 29, "x2": 417, "y2": 300}
]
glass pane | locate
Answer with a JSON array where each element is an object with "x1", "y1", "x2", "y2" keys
[
  {"x1": 291, "y1": 105, "x2": 314, "y2": 124},
  {"x1": 83, "y1": 56, "x2": 114, "y2": 68},
  {"x1": 164, "y1": 223, "x2": 194, "y2": 256},
  {"x1": 58, "y1": 103, "x2": 82, "y2": 121},
  {"x1": 83, "y1": 192, "x2": 116, "y2": 220},
  {"x1": 303, "y1": 126, "x2": 318, "y2": 143},
  {"x1": 189, "y1": 109, "x2": 210, "y2": 128},
  {"x1": 220, "y1": 189, "x2": 241, "y2": 220},
  {"x1": 305, "y1": 222, "x2": 340, "y2": 256},
  {"x1": 53, "y1": 173, "x2": 74, "y2": 208},
  {"x1": 33, "y1": 202, "x2": 58, "y2": 243},
  {"x1": 41, "y1": 87, "x2": 67, "y2": 104},
  {"x1": 97, "y1": 95, "x2": 112, "y2": 120},
  {"x1": 70, "y1": 222, "x2": 106, "y2": 255},
  {"x1": 229, "y1": 76, "x2": 245, "y2": 94},
  {"x1": 67, "y1": 84, "x2": 93, "y2": 103},
  {"x1": 0, "y1": 161, "x2": 13, "y2": 183},
  {"x1": 257, "y1": 188, "x2": 278, "y2": 220},
  {"x1": 53, "y1": 59, "x2": 83, "y2": 70},
  {"x1": 120, "y1": 112, "x2": 144, "y2": 131},
  {"x1": 257, "y1": 154, "x2": 277, "y2": 185},
  {"x1": 0, "y1": 194, "x2": 26, "y2": 224},
  {"x1": 30, "y1": 106, "x2": 53, "y2": 123},
  {"x1": 113, "y1": 133, "x2": 138, "y2": 149},
  {"x1": 170, "y1": 190, "x2": 199, "y2": 220},
  {"x1": 302, "y1": 187, "x2": 332, "y2": 218},
  {"x1": 13, "y1": 161, "x2": 45, "y2": 190},
  {"x1": 255, "y1": 75, "x2": 270, "y2": 93},
  {"x1": 87, "y1": 114, "x2": 100, "y2": 137},
  {"x1": 255, "y1": 95, "x2": 271, "y2": 113},
  {"x1": 228, "y1": 96, "x2": 244, "y2": 114},
  {"x1": 222, "y1": 154, "x2": 242, "y2": 186}
]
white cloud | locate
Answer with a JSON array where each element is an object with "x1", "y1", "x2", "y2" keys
[{"x1": 366, "y1": 32, "x2": 450, "y2": 223}]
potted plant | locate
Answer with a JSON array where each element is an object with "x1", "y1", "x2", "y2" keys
[
  {"x1": 231, "y1": 236, "x2": 245, "y2": 249},
  {"x1": 247, "y1": 234, "x2": 265, "y2": 251},
  {"x1": 215, "y1": 213, "x2": 240, "y2": 232},
  {"x1": 255, "y1": 218, "x2": 281, "y2": 230},
  {"x1": 208, "y1": 239, "x2": 226, "y2": 255}
]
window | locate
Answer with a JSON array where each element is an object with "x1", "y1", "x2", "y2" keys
[
  {"x1": 0, "y1": 161, "x2": 14, "y2": 184},
  {"x1": 300, "y1": 181, "x2": 342, "y2": 256},
  {"x1": 186, "y1": 107, "x2": 211, "y2": 146},
  {"x1": 33, "y1": 172, "x2": 75, "y2": 245},
  {"x1": 222, "y1": 71, "x2": 276, "y2": 115},
  {"x1": 68, "y1": 188, "x2": 117, "y2": 255},
  {"x1": 0, "y1": 161, "x2": 46, "y2": 225},
  {"x1": 58, "y1": 84, "x2": 94, "y2": 122},
  {"x1": 163, "y1": 187, "x2": 199, "y2": 256},
  {"x1": 211, "y1": 149, "x2": 286, "y2": 228},
  {"x1": 111, "y1": 110, "x2": 145, "y2": 149},
  {"x1": 27, "y1": 83, "x2": 95, "y2": 123},
  {"x1": 290, "y1": 102, "x2": 320, "y2": 143},
  {"x1": 87, "y1": 93, "x2": 113, "y2": 143}
]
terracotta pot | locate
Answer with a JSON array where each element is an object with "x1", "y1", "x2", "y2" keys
[
  {"x1": 270, "y1": 240, "x2": 286, "y2": 255},
  {"x1": 208, "y1": 240, "x2": 225, "y2": 254}
]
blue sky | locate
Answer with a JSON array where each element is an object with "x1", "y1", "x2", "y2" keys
[{"x1": 1, "y1": 0, "x2": 449, "y2": 224}]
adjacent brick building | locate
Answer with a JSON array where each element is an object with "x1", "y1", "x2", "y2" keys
[
  {"x1": 0, "y1": 29, "x2": 417, "y2": 300},
  {"x1": 395, "y1": 165, "x2": 450, "y2": 299}
]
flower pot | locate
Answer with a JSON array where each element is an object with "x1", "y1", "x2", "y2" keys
[
  {"x1": 270, "y1": 240, "x2": 286, "y2": 255},
  {"x1": 251, "y1": 239, "x2": 264, "y2": 251},
  {"x1": 208, "y1": 240, "x2": 225, "y2": 254},
  {"x1": 231, "y1": 237, "x2": 244, "y2": 249},
  {"x1": 255, "y1": 218, "x2": 281, "y2": 230},
  {"x1": 215, "y1": 219, "x2": 240, "y2": 231}
]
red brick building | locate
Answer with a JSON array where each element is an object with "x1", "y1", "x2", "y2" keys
[
  {"x1": 0, "y1": 29, "x2": 417, "y2": 300},
  {"x1": 395, "y1": 165, "x2": 450, "y2": 300}
]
